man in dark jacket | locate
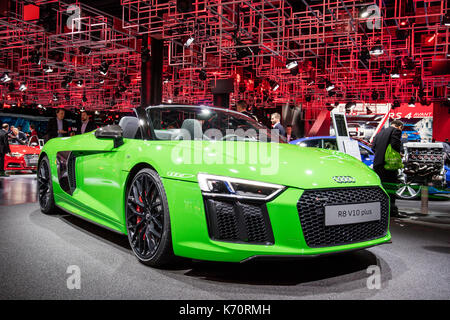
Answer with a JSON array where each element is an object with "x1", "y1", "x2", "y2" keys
[
  {"x1": 271, "y1": 112, "x2": 286, "y2": 137},
  {"x1": 77, "y1": 111, "x2": 97, "y2": 134},
  {"x1": 46, "y1": 108, "x2": 69, "y2": 141},
  {"x1": 372, "y1": 119, "x2": 404, "y2": 217},
  {"x1": 0, "y1": 124, "x2": 11, "y2": 176}
]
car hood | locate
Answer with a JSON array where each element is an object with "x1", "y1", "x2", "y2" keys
[
  {"x1": 155, "y1": 140, "x2": 380, "y2": 189},
  {"x1": 10, "y1": 144, "x2": 40, "y2": 154}
]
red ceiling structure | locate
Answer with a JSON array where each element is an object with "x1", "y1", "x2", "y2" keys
[{"x1": 0, "y1": 0, "x2": 449, "y2": 115}]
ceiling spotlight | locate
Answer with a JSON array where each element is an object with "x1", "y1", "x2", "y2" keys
[
  {"x1": 18, "y1": 83, "x2": 27, "y2": 92},
  {"x1": 269, "y1": 80, "x2": 279, "y2": 91},
  {"x1": 95, "y1": 110, "x2": 100, "y2": 115},
  {"x1": 196, "y1": 69, "x2": 207, "y2": 81},
  {"x1": 408, "y1": 96, "x2": 416, "y2": 107},
  {"x1": 76, "y1": 80, "x2": 83, "y2": 87},
  {"x1": 286, "y1": 60, "x2": 298, "y2": 70},
  {"x1": 29, "y1": 50, "x2": 42, "y2": 65},
  {"x1": 99, "y1": 78, "x2": 105, "y2": 84},
  {"x1": 80, "y1": 46, "x2": 91, "y2": 55},
  {"x1": 43, "y1": 65, "x2": 53, "y2": 73},
  {"x1": 37, "y1": 104, "x2": 43, "y2": 109},
  {"x1": 236, "y1": 46, "x2": 253, "y2": 60},
  {"x1": 52, "y1": 93, "x2": 58, "y2": 101},
  {"x1": 443, "y1": 14, "x2": 450, "y2": 27},
  {"x1": 99, "y1": 61, "x2": 110, "y2": 76},
  {"x1": 184, "y1": 36, "x2": 194, "y2": 47},
  {"x1": 359, "y1": 6, "x2": 372, "y2": 18},
  {"x1": 325, "y1": 80, "x2": 335, "y2": 92},
  {"x1": 369, "y1": 41, "x2": 384, "y2": 56},
  {"x1": 0, "y1": 72, "x2": 11, "y2": 83},
  {"x1": 390, "y1": 69, "x2": 400, "y2": 78}
]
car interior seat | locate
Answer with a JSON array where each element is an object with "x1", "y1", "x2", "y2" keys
[
  {"x1": 118, "y1": 116, "x2": 140, "y2": 139},
  {"x1": 180, "y1": 118, "x2": 204, "y2": 140}
]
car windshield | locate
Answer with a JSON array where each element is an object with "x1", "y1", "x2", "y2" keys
[{"x1": 147, "y1": 106, "x2": 285, "y2": 143}]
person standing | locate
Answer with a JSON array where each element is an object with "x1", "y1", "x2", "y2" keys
[
  {"x1": 46, "y1": 108, "x2": 69, "y2": 141},
  {"x1": 0, "y1": 124, "x2": 11, "y2": 177},
  {"x1": 372, "y1": 119, "x2": 404, "y2": 217},
  {"x1": 271, "y1": 112, "x2": 286, "y2": 137},
  {"x1": 77, "y1": 111, "x2": 97, "y2": 134},
  {"x1": 29, "y1": 124, "x2": 39, "y2": 145},
  {"x1": 236, "y1": 100, "x2": 258, "y2": 122},
  {"x1": 286, "y1": 125, "x2": 297, "y2": 142}
]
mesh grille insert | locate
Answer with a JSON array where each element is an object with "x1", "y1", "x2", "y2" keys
[
  {"x1": 204, "y1": 198, "x2": 274, "y2": 244},
  {"x1": 297, "y1": 187, "x2": 389, "y2": 248}
]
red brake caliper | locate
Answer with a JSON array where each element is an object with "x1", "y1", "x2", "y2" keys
[
  {"x1": 136, "y1": 200, "x2": 144, "y2": 240},
  {"x1": 138, "y1": 195, "x2": 146, "y2": 240}
]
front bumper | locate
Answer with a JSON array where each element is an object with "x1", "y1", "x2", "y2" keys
[
  {"x1": 5, "y1": 158, "x2": 37, "y2": 171},
  {"x1": 163, "y1": 178, "x2": 391, "y2": 263}
]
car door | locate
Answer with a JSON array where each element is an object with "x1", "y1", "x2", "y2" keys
[{"x1": 52, "y1": 131, "x2": 128, "y2": 231}]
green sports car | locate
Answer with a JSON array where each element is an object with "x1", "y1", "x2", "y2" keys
[{"x1": 38, "y1": 105, "x2": 391, "y2": 267}]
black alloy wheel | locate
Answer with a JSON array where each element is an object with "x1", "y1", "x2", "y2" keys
[
  {"x1": 38, "y1": 156, "x2": 56, "y2": 214},
  {"x1": 125, "y1": 168, "x2": 176, "y2": 267}
]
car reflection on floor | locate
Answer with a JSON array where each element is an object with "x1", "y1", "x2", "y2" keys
[{"x1": 0, "y1": 174, "x2": 37, "y2": 206}]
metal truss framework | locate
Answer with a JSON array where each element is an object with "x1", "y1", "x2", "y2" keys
[{"x1": 0, "y1": 0, "x2": 449, "y2": 116}]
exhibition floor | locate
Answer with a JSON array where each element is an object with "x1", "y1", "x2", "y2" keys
[{"x1": 0, "y1": 175, "x2": 449, "y2": 300}]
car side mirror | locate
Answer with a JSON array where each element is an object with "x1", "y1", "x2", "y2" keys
[{"x1": 95, "y1": 125, "x2": 124, "y2": 148}]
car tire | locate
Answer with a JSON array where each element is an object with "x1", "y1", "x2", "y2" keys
[
  {"x1": 125, "y1": 168, "x2": 177, "y2": 268},
  {"x1": 37, "y1": 156, "x2": 56, "y2": 214}
]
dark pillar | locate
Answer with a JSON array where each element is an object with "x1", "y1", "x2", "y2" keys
[
  {"x1": 140, "y1": 36, "x2": 163, "y2": 108},
  {"x1": 149, "y1": 38, "x2": 163, "y2": 106},
  {"x1": 213, "y1": 93, "x2": 230, "y2": 109}
]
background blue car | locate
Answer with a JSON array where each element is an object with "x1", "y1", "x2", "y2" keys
[
  {"x1": 290, "y1": 136, "x2": 375, "y2": 167},
  {"x1": 402, "y1": 123, "x2": 421, "y2": 142}
]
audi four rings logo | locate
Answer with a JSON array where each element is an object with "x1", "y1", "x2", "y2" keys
[{"x1": 332, "y1": 176, "x2": 356, "y2": 183}]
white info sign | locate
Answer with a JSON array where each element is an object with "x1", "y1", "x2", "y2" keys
[{"x1": 331, "y1": 110, "x2": 361, "y2": 161}]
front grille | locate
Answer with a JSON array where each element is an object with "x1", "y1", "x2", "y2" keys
[
  {"x1": 297, "y1": 187, "x2": 389, "y2": 248},
  {"x1": 204, "y1": 198, "x2": 274, "y2": 244},
  {"x1": 24, "y1": 154, "x2": 38, "y2": 167}
]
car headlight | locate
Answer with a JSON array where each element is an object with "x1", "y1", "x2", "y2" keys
[
  {"x1": 198, "y1": 173, "x2": 285, "y2": 201},
  {"x1": 11, "y1": 152, "x2": 23, "y2": 158}
]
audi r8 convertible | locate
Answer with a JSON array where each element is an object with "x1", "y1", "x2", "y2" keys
[{"x1": 38, "y1": 105, "x2": 391, "y2": 267}]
